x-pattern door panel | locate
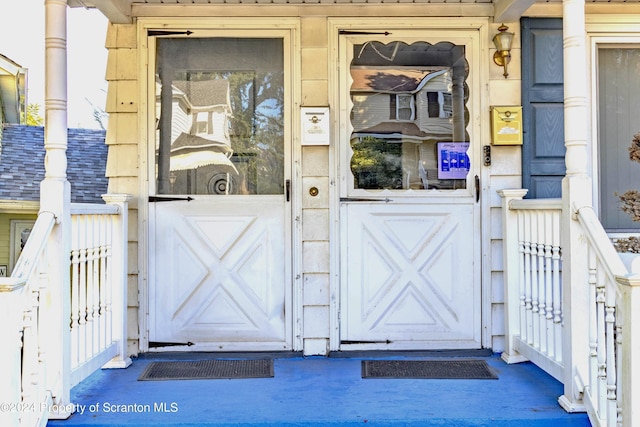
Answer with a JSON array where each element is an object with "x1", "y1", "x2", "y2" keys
[
  {"x1": 342, "y1": 203, "x2": 478, "y2": 346},
  {"x1": 150, "y1": 199, "x2": 288, "y2": 349}
]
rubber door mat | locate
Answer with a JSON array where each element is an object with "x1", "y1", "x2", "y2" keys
[
  {"x1": 361, "y1": 360, "x2": 498, "y2": 379},
  {"x1": 138, "y1": 359, "x2": 274, "y2": 381}
]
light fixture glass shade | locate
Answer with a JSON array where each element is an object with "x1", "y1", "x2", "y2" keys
[{"x1": 493, "y1": 25, "x2": 514, "y2": 52}]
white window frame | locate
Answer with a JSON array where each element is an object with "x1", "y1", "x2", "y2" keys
[
  {"x1": 587, "y1": 16, "x2": 640, "y2": 236},
  {"x1": 395, "y1": 93, "x2": 415, "y2": 121}
]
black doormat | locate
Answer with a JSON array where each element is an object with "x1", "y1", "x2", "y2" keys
[
  {"x1": 138, "y1": 359, "x2": 274, "y2": 381},
  {"x1": 361, "y1": 359, "x2": 498, "y2": 379}
]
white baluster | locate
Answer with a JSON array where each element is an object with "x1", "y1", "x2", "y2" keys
[
  {"x1": 78, "y1": 216, "x2": 88, "y2": 365},
  {"x1": 104, "y1": 215, "x2": 114, "y2": 346},
  {"x1": 518, "y1": 210, "x2": 527, "y2": 343},
  {"x1": 544, "y1": 211, "x2": 554, "y2": 357},
  {"x1": 596, "y1": 265, "x2": 607, "y2": 414},
  {"x1": 99, "y1": 214, "x2": 107, "y2": 351},
  {"x1": 605, "y1": 301, "x2": 616, "y2": 426},
  {"x1": 615, "y1": 322, "x2": 623, "y2": 427},
  {"x1": 531, "y1": 212, "x2": 541, "y2": 350},
  {"x1": 87, "y1": 215, "x2": 100, "y2": 356},
  {"x1": 552, "y1": 211, "x2": 562, "y2": 363},
  {"x1": 524, "y1": 210, "x2": 533, "y2": 344},
  {"x1": 70, "y1": 216, "x2": 80, "y2": 369}
]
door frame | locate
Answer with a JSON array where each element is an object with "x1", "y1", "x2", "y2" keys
[
  {"x1": 136, "y1": 18, "x2": 303, "y2": 353},
  {"x1": 327, "y1": 17, "x2": 492, "y2": 351}
]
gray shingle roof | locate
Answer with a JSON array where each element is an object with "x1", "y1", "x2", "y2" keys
[{"x1": 0, "y1": 124, "x2": 108, "y2": 203}]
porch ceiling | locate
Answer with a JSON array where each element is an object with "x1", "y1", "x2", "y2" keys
[
  {"x1": 69, "y1": 0, "x2": 640, "y2": 26},
  {"x1": 68, "y1": 0, "x2": 534, "y2": 24}
]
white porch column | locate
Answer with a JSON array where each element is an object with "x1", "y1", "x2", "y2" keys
[
  {"x1": 41, "y1": 0, "x2": 73, "y2": 419},
  {"x1": 559, "y1": 0, "x2": 591, "y2": 413}
]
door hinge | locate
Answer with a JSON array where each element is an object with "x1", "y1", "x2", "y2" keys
[
  {"x1": 148, "y1": 341, "x2": 194, "y2": 348},
  {"x1": 148, "y1": 30, "x2": 193, "y2": 37},
  {"x1": 149, "y1": 196, "x2": 194, "y2": 202},
  {"x1": 340, "y1": 197, "x2": 392, "y2": 203},
  {"x1": 475, "y1": 175, "x2": 480, "y2": 203},
  {"x1": 339, "y1": 30, "x2": 391, "y2": 35}
]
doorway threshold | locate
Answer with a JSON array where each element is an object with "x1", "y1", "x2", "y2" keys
[
  {"x1": 329, "y1": 348, "x2": 493, "y2": 359},
  {"x1": 136, "y1": 351, "x2": 303, "y2": 361}
]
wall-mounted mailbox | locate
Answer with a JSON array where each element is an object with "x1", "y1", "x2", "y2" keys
[
  {"x1": 301, "y1": 107, "x2": 330, "y2": 146},
  {"x1": 490, "y1": 106, "x2": 523, "y2": 145}
]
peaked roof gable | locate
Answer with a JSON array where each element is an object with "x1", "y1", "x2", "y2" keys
[{"x1": 0, "y1": 125, "x2": 108, "y2": 203}]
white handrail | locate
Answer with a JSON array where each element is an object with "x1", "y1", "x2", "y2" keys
[
  {"x1": 502, "y1": 190, "x2": 638, "y2": 426},
  {"x1": 0, "y1": 195, "x2": 131, "y2": 427},
  {"x1": 574, "y1": 205, "x2": 626, "y2": 277},
  {"x1": 0, "y1": 211, "x2": 56, "y2": 427},
  {"x1": 10, "y1": 211, "x2": 56, "y2": 280},
  {"x1": 509, "y1": 198, "x2": 563, "y2": 211},
  {"x1": 574, "y1": 204, "x2": 634, "y2": 427},
  {"x1": 70, "y1": 203, "x2": 120, "y2": 216}
]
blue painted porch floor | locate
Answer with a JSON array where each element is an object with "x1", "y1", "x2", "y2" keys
[{"x1": 47, "y1": 353, "x2": 591, "y2": 427}]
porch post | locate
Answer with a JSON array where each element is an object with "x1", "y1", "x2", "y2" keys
[
  {"x1": 101, "y1": 194, "x2": 133, "y2": 370},
  {"x1": 41, "y1": 0, "x2": 73, "y2": 418},
  {"x1": 498, "y1": 189, "x2": 529, "y2": 364},
  {"x1": 616, "y1": 267, "x2": 640, "y2": 427},
  {"x1": 558, "y1": 0, "x2": 590, "y2": 413}
]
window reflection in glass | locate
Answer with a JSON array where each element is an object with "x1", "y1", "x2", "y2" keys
[
  {"x1": 350, "y1": 41, "x2": 469, "y2": 190},
  {"x1": 155, "y1": 38, "x2": 284, "y2": 195}
]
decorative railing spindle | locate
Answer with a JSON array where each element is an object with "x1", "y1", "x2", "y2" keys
[
  {"x1": 517, "y1": 208, "x2": 527, "y2": 345},
  {"x1": 78, "y1": 216, "x2": 88, "y2": 365},
  {"x1": 551, "y1": 210, "x2": 562, "y2": 363}
]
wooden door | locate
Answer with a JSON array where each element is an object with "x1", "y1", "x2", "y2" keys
[
  {"x1": 148, "y1": 33, "x2": 292, "y2": 351},
  {"x1": 339, "y1": 32, "x2": 482, "y2": 350}
]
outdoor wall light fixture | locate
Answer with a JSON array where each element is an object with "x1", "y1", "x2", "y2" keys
[{"x1": 493, "y1": 24, "x2": 514, "y2": 78}]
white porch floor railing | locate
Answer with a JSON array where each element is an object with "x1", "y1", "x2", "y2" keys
[
  {"x1": 500, "y1": 189, "x2": 640, "y2": 427},
  {"x1": 499, "y1": 192, "x2": 564, "y2": 380},
  {"x1": 69, "y1": 196, "x2": 132, "y2": 387},
  {"x1": 0, "y1": 195, "x2": 131, "y2": 426}
]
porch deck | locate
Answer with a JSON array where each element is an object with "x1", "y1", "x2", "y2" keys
[{"x1": 46, "y1": 352, "x2": 591, "y2": 427}]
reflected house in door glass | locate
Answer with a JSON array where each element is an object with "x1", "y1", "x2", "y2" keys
[
  {"x1": 158, "y1": 78, "x2": 240, "y2": 195},
  {"x1": 349, "y1": 66, "x2": 464, "y2": 190}
]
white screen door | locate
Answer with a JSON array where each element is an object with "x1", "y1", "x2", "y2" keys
[
  {"x1": 148, "y1": 32, "x2": 292, "y2": 351},
  {"x1": 339, "y1": 32, "x2": 482, "y2": 350}
]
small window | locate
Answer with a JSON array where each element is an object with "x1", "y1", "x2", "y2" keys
[
  {"x1": 426, "y1": 91, "x2": 453, "y2": 118},
  {"x1": 396, "y1": 94, "x2": 414, "y2": 121}
]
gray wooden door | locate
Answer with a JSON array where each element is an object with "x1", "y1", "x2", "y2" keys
[{"x1": 521, "y1": 18, "x2": 565, "y2": 198}]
